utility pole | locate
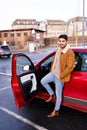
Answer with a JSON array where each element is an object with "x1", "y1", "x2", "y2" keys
[{"x1": 82, "y1": 0, "x2": 85, "y2": 45}]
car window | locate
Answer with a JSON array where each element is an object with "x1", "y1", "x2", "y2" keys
[
  {"x1": 40, "y1": 55, "x2": 54, "y2": 77},
  {"x1": 74, "y1": 52, "x2": 87, "y2": 72},
  {"x1": 74, "y1": 52, "x2": 82, "y2": 71},
  {"x1": 80, "y1": 53, "x2": 87, "y2": 71},
  {"x1": 16, "y1": 56, "x2": 34, "y2": 75},
  {"x1": 1, "y1": 45, "x2": 10, "y2": 50}
]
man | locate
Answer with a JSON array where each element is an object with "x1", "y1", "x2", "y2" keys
[{"x1": 41, "y1": 34, "x2": 75, "y2": 118}]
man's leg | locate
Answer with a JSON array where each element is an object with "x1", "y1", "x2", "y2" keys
[
  {"x1": 41, "y1": 72, "x2": 55, "y2": 95},
  {"x1": 55, "y1": 77, "x2": 64, "y2": 111},
  {"x1": 47, "y1": 76, "x2": 64, "y2": 118}
]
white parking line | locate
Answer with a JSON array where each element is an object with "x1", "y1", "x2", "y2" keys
[
  {"x1": 0, "y1": 86, "x2": 11, "y2": 91},
  {"x1": 0, "y1": 106, "x2": 48, "y2": 130},
  {"x1": 0, "y1": 72, "x2": 11, "y2": 76}
]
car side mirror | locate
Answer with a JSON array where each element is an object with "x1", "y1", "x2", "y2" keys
[{"x1": 22, "y1": 65, "x2": 30, "y2": 71}]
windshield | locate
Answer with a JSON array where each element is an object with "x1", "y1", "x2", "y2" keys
[{"x1": 1, "y1": 46, "x2": 10, "y2": 50}]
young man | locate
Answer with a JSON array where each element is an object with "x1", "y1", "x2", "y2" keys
[{"x1": 41, "y1": 34, "x2": 75, "y2": 118}]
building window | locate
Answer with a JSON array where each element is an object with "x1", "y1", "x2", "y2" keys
[
  {"x1": 0, "y1": 34, "x2": 2, "y2": 37},
  {"x1": 11, "y1": 42, "x2": 15, "y2": 46},
  {"x1": 10, "y1": 33, "x2": 14, "y2": 37},
  {"x1": 24, "y1": 32, "x2": 28, "y2": 36},
  {"x1": 4, "y1": 33, "x2": 8, "y2": 37},
  {"x1": 17, "y1": 33, "x2": 21, "y2": 37},
  {"x1": 18, "y1": 41, "x2": 21, "y2": 46},
  {"x1": 24, "y1": 41, "x2": 28, "y2": 46}
]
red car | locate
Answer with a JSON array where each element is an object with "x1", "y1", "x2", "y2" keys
[{"x1": 11, "y1": 47, "x2": 87, "y2": 113}]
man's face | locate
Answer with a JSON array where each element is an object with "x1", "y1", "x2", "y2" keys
[{"x1": 58, "y1": 38, "x2": 67, "y2": 49}]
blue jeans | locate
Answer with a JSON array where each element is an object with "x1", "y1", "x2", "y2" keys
[{"x1": 41, "y1": 72, "x2": 64, "y2": 111}]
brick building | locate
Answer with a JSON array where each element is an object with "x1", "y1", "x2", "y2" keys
[
  {"x1": 0, "y1": 17, "x2": 87, "y2": 49},
  {"x1": 45, "y1": 19, "x2": 66, "y2": 38},
  {"x1": 0, "y1": 28, "x2": 45, "y2": 50},
  {"x1": 67, "y1": 16, "x2": 87, "y2": 37}
]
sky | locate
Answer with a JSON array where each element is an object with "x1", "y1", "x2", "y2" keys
[{"x1": 0, "y1": 0, "x2": 87, "y2": 30}]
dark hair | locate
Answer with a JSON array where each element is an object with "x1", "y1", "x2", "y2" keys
[{"x1": 58, "y1": 34, "x2": 68, "y2": 41}]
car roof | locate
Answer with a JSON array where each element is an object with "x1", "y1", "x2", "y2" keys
[{"x1": 71, "y1": 46, "x2": 87, "y2": 52}]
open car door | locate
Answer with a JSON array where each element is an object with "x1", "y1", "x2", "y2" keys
[{"x1": 11, "y1": 53, "x2": 38, "y2": 108}]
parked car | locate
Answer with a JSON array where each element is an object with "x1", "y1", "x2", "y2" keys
[
  {"x1": 0, "y1": 45, "x2": 11, "y2": 58},
  {"x1": 11, "y1": 47, "x2": 87, "y2": 113}
]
